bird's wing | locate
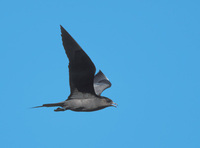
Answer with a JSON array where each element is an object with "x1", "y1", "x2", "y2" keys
[
  {"x1": 60, "y1": 25, "x2": 96, "y2": 98},
  {"x1": 94, "y1": 70, "x2": 112, "y2": 96}
]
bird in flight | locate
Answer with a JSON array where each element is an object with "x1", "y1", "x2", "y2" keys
[{"x1": 33, "y1": 25, "x2": 117, "y2": 112}]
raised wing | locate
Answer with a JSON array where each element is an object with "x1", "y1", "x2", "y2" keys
[
  {"x1": 94, "y1": 70, "x2": 112, "y2": 96},
  {"x1": 60, "y1": 25, "x2": 96, "y2": 97}
]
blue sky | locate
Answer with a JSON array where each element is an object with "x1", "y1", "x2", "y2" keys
[{"x1": 1, "y1": 0, "x2": 200, "y2": 147}]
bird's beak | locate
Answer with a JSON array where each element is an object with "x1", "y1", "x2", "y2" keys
[{"x1": 111, "y1": 102, "x2": 118, "y2": 108}]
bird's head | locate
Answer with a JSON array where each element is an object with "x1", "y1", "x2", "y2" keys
[{"x1": 101, "y1": 97, "x2": 118, "y2": 108}]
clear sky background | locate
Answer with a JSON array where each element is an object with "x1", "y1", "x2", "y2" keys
[{"x1": 1, "y1": 0, "x2": 200, "y2": 148}]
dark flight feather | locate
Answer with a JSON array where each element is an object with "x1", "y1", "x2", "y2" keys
[{"x1": 60, "y1": 25, "x2": 96, "y2": 96}]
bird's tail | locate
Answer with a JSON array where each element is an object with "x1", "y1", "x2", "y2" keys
[{"x1": 32, "y1": 101, "x2": 65, "y2": 108}]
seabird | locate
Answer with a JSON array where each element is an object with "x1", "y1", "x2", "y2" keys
[{"x1": 33, "y1": 25, "x2": 117, "y2": 112}]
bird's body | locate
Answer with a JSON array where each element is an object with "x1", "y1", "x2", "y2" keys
[
  {"x1": 33, "y1": 25, "x2": 117, "y2": 112},
  {"x1": 57, "y1": 98, "x2": 108, "y2": 112}
]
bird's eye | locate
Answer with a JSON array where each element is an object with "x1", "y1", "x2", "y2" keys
[{"x1": 107, "y1": 99, "x2": 111, "y2": 103}]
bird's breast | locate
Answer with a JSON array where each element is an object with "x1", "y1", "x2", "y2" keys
[{"x1": 66, "y1": 98, "x2": 103, "y2": 111}]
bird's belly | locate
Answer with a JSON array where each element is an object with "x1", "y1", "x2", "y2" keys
[{"x1": 67, "y1": 99, "x2": 104, "y2": 112}]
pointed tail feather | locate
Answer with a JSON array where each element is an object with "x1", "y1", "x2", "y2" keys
[{"x1": 32, "y1": 102, "x2": 65, "y2": 109}]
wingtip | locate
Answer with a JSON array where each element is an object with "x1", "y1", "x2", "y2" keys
[
  {"x1": 60, "y1": 25, "x2": 65, "y2": 37},
  {"x1": 98, "y1": 70, "x2": 105, "y2": 76},
  {"x1": 60, "y1": 25, "x2": 64, "y2": 31},
  {"x1": 60, "y1": 25, "x2": 68, "y2": 35}
]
